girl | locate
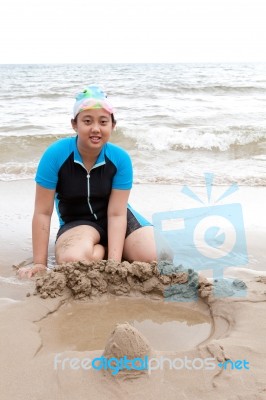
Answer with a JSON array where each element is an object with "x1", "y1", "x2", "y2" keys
[{"x1": 20, "y1": 85, "x2": 156, "y2": 278}]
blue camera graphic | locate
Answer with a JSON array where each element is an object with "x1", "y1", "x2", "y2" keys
[
  {"x1": 153, "y1": 203, "x2": 248, "y2": 271},
  {"x1": 152, "y1": 174, "x2": 248, "y2": 299}
]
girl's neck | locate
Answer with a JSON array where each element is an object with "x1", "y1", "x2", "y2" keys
[{"x1": 77, "y1": 143, "x2": 101, "y2": 171}]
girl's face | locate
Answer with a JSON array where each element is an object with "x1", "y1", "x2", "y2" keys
[{"x1": 72, "y1": 108, "x2": 115, "y2": 153}]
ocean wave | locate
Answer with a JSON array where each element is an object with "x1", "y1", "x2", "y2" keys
[
  {"x1": 1, "y1": 166, "x2": 264, "y2": 186},
  {"x1": 0, "y1": 92, "x2": 69, "y2": 101},
  {"x1": 0, "y1": 125, "x2": 46, "y2": 133},
  {"x1": 134, "y1": 178, "x2": 266, "y2": 186},
  {"x1": 121, "y1": 126, "x2": 266, "y2": 152},
  {"x1": 1, "y1": 162, "x2": 265, "y2": 186},
  {"x1": 0, "y1": 162, "x2": 37, "y2": 181},
  {"x1": 0, "y1": 126, "x2": 265, "y2": 157},
  {"x1": 0, "y1": 130, "x2": 132, "y2": 153},
  {"x1": 0, "y1": 133, "x2": 70, "y2": 146},
  {"x1": 159, "y1": 85, "x2": 266, "y2": 95},
  {"x1": 134, "y1": 173, "x2": 266, "y2": 187},
  {"x1": 0, "y1": 276, "x2": 26, "y2": 286},
  {"x1": 2, "y1": 83, "x2": 265, "y2": 102}
]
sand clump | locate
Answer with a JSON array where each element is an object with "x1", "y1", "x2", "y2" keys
[
  {"x1": 103, "y1": 322, "x2": 151, "y2": 360},
  {"x1": 31, "y1": 260, "x2": 248, "y2": 302},
  {"x1": 33, "y1": 260, "x2": 209, "y2": 300},
  {"x1": 103, "y1": 322, "x2": 152, "y2": 377}
]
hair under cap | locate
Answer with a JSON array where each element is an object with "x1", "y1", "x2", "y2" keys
[{"x1": 73, "y1": 84, "x2": 114, "y2": 118}]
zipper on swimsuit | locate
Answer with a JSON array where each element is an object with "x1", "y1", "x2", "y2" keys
[
  {"x1": 75, "y1": 151, "x2": 105, "y2": 220},
  {"x1": 86, "y1": 172, "x2": 98, "y2": 220},
  {"x1": 75, "y1": 160, "x2": 98, "y2": 220}
]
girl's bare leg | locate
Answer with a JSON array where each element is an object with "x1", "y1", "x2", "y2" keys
[{"x1": 55, "y1": 225, "x2": 105, "y2": 264}]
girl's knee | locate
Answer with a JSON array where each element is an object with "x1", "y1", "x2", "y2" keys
[
  {"x1": 123, "y1": 226, "x2": 157, "y2": 262},
  {"x1": 56, "y1": 245, "x2": 104, "y2": 264},
  {"x1": 55, "y1": 250, "x2": 87, "y2": 264},
  {"x1": 55, "y1": 226, "x2": 103, "y2": 264}
]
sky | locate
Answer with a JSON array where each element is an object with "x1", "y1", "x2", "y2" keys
[{"x1": 0, "y1": 0, "x2": 266, "y2": 63}]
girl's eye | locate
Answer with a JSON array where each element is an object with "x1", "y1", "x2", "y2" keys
[{"x1": 84, "y1": 120, "x2": 92, "y2": 124}]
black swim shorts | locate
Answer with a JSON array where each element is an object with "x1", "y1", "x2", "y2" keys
[{"x1": 56, "y1": 208, "x2": 152, "y2": 246}]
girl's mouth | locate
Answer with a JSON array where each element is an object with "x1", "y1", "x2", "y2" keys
[{"x1": 90, "y1": 136, "x2": 101, "y2": 144}]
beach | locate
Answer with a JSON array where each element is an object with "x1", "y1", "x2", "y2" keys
[
  {"x1": 1, "y1": 179, "x2": 266, "y2": 399},
  {"x1": 1, "y1": 63, "x2": 266, "y2": 399}
]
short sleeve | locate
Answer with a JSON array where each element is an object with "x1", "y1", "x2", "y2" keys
[
  {"x1": 35, "y1": 139, "x2": 71, "y2": 190},
  {"x1": 111, "y1": 147, "x2": 133, "y2": 190}
]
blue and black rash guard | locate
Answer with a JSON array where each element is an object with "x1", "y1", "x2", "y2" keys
[{"x1": 35, "y1": 137, "x2": 133, "y2": 228}]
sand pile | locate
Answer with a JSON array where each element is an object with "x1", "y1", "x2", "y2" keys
[
  {"x1": 33, "y1": 260, "x2": 212, "y2": 300},
  {"x1": 101, "y1": 322, "x2": 151, "y2": 378},
  {"x1": 33, "y1": 260, "x2": 247, "y2": 302},
  {"x1": 103, "y1": 322, "x2": 151, "y2": 359}
]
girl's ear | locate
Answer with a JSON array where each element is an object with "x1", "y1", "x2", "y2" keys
[{"x1": 71, "y1": 118, "x2": 78, "y2": 132}]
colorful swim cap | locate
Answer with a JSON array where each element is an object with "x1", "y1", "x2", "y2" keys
[{"x1": 73, "y1": 84, "x2": 114, "y2": 118}]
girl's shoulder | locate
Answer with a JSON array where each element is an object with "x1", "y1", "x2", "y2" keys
[
  {"x1": 46, "y1": 136, "x2": 76, "y2": 152},
  {"x1": 39, "y1": 136, "x2": 77, "y2": 169}
]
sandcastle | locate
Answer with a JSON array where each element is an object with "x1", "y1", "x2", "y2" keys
[{"x1": 33, "y1": 259, "x2": 213, "y2": 300}]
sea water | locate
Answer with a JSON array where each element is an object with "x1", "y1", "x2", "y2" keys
[{"x1": 0, "y1": 63, "x2": 266, "y2": 186}]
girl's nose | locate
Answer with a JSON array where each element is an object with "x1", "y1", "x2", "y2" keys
[{"x1": 91, "y1": 123, "x2": 100, "y2": 132}]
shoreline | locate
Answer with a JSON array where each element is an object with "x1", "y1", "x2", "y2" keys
[
  {"x1": 1, "y1": 179, "x2": 265, "y2": 272},
  {"x1": 1, "y1": 179, "x2": 265, "y2": 302}
]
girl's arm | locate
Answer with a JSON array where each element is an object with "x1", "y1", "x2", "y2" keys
[
  {"x1": 19, "y1": 184, "x2": 55, "y2": 278},
  {"x1": 32, "y1": 184, "x2": 55, "y2": 264},
  {"x1": 107, "y1": 189, "x2": 130, "y2": 262}
]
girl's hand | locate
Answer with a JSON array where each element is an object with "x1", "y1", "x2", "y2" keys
[{"x1": 17, "y1": 263, "x2": 47, "y2": 279}]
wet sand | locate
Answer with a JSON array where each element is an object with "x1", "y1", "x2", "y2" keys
[
  {"x1": 0, "y1": 180, "x2": 266, "y2": 399},
  {"x1": 1, "y1": 267, "x2": 266, "y2": 399},
  {"x1": 36, "y1": 297, "x2": 212, "y2": 353}
]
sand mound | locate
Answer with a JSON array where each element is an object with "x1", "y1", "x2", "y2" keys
[
  {"x1": 33, "y1": 260, "x2": 207, "y2": 300},
  {"x1": 102, "y1": 322, "x2": 151, "y2": 378},
  {"x1": 31, "y1": 260, "x2": 247, "y2": 301},
  {"x1": 103, "y1": 322, "x2": 151, "y2": 360}
]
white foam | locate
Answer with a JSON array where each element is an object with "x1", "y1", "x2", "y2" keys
[
  {"x1": 122, "y1": 126, "x2": 266, "y2": 152},
  {"x1": 0, "y1": 276, "x2": 27, "y2": 285},
  {"x1": 0, "y1": 298, "x2": 21, "y2": 308}
]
